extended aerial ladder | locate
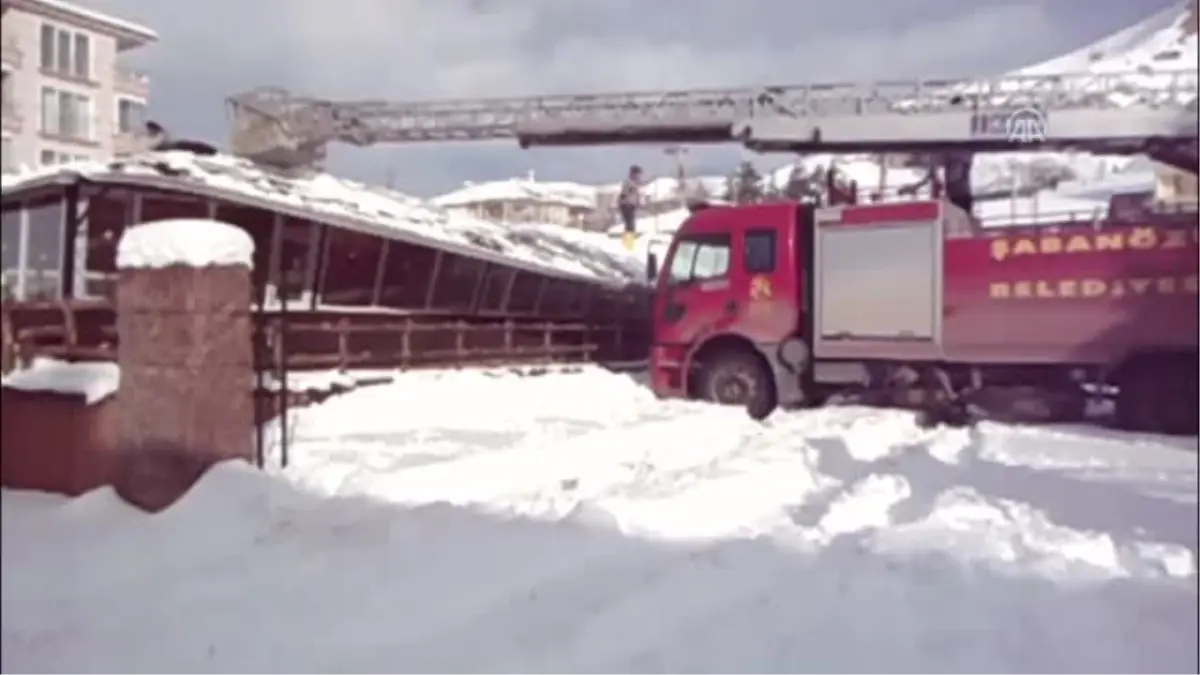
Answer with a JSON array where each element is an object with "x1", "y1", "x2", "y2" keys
[{"x1": 227, "y1": 68, "x2": 1199, "y2": 175}]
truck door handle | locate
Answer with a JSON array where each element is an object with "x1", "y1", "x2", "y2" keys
[{"x1": 664, "y1": 302, "x2": 686, "y2": 323}]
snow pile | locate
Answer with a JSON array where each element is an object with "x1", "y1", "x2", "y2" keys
[
  {"x1": 508, "y1": 222, "x2": 654, "y2": 280},
  {"x1": 4, "y1": 368, "x2": 1196, "y2": 672},
  {"x1": 1, "y1": 357, "x2": 119, "y2": 404},
  {"x1": 2, "y1": 368, "x2": 1196, "y2": 671},
  {"x1": 0, "y1": 152, "x2": 647, "y2": 286},
  {"x1": 433, "y1": 178, "x2": 598, "y2": 209},
  {"x1": 116, "y1": 218, "x2": 255, "y2": 270}
]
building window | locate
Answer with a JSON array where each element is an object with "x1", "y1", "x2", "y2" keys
[
  {"x1": 73, "y1": 33, "x2": 90, "y2": 79},
  {"x1": 318, "y1": 227, "x2": 385, "y2": 306},
  {"x1": 39, "y1": 24, "x2": 55, "y2": 71},
  {"x1": 0, "y1": 200, "x2": 66, "y2": 301},
  {"x1": 39, "y1": 23, "x2": 91, "y2": 79},
  {"x1": 40, "y1": 87, "x2": 91, "y2": 140},
  {"x1": 38, "y1": 149, "x2": 88, "y2": 166},
  {"x1": 117, "y1": 98, "x2": 147, "y2": 134}
]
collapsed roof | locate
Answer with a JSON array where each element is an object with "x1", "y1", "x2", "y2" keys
[{"x1": 1, "y1": 150, "x2": 649, "y2": 288}]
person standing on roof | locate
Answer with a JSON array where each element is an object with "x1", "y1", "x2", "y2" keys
[{"x1": 617, "y1": 164, "x2": 644, "y2": 249}]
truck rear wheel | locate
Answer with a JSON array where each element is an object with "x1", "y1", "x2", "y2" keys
[
  {"x1": 1114, "y1": 354, "x2": 1198, "y2": 436},
  {"x1": 700, "y1": 350, "x2": 777, "y2": 421}
]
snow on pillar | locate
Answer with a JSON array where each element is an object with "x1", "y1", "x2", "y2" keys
[{"x1": 113, "y1": 218, "x2": 256, "y2": 512}]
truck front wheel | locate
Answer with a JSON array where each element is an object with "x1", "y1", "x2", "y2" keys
[{"x1": 700, "y1": 350, "x2": 778, "y2": 421}]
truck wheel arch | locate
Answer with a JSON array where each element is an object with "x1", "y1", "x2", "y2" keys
[{"x1": 684, "y1": 333, "x2": 774, "y2": 400}]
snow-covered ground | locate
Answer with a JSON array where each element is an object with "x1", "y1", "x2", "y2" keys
[{"x1": 3, "y1": 367, "x2": 1196, "y2": 673}]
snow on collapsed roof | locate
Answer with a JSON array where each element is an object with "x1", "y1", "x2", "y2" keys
[
  {"x1": 1, "y1": 357, "x2": 119, "y2": 405},
  {"x1": 432, "y1": 179, "x2": 597, "y2": 209},
  {"x1": 0, "y1": 152, "x2": 649, "y2": 288},
  {"x1": 116, "y1": 219, "x2": 256, "y2": 270}
]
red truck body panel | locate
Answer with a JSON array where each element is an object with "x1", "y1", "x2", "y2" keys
[{"x1": 941, "y1": 221, "x2": 1198, "y2": 363}]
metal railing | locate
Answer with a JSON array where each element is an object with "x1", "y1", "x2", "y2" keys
[
  {"x1": 1, "y1": 95, "x2": 20, "y2": 133},
  {"x1": 114, "y1": 67, "x2": 149, "y2": 97},
  {"x1": 0, "y1": 300, "x2": 652, "y2": 376},
  {"x1": 1, "y1": 36, "x2": 21, "y2": 68}
]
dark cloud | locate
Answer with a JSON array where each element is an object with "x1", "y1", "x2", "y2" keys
[{"x1": 78, "y1": 0, "x2": 1172, "y2": 195}]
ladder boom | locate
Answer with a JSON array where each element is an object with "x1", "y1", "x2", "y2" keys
[{"x1": 227, "y1": 69, "x2": 1198, "y2": 169}]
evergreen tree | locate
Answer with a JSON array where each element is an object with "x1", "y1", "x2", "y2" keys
[
  {"x1": 782, "y1": 163, "x2": 822, "y2": 202},
  {"x1": 731, "y1": 161, "x2": 764, "y2": 204}
]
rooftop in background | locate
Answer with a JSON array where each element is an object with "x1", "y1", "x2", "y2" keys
[{"x1": 1, "y1": 0, "x2": 158, "y2": 50}]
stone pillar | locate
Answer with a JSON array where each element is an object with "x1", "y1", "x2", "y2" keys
[{"x1": 112, "y1": 218, "x2": 256, "y2": 512}]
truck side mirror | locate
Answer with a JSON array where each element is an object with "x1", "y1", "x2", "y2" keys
[{"x1": 646, "y1": 252, "x2": 659, "y2": 282}]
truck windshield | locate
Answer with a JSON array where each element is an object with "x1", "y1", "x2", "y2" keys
[{"x1": 666, "y1": 234, "x2": 731, "y2": 285}]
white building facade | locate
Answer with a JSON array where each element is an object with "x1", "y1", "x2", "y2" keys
[
  {"x1": 1, "y1": 0, "x2": 157, "y2": 174},
  {"x1": 432, "y1": 178, "x2": 600, "y2": 229}
]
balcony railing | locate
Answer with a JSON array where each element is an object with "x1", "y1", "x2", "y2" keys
[
  {"x1": 114, "y1": 67, "x2": 149, "y2": 98},
  {"x1": 113, "y1": 130, "x2": 152, "y2": 156},
  {"x1": 1, "y1": 36, "x2": 21, "y2": 68},
  {"x1": 1, "y1": 96, "x2": 21, "y2": 133}
]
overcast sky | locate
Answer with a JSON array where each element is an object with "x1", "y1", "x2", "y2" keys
[{"x1": 79, "y1": 0, "x2": 1174, "y2": 196}]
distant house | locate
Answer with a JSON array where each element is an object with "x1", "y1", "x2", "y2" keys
[{"x1": 432, "y1": 177, "x2": 598, "y2": 228}]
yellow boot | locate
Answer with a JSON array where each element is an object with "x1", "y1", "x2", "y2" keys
[{"x1": 622, "y1": 232, "x2": 637, "y2": 250}]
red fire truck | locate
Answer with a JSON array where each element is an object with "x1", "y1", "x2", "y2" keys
[{"x1": 647, "y1": 198, "x2": 1199, "y2": 435}]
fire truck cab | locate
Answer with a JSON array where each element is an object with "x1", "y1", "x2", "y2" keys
[{"x1": 649, "y1": 198, "x2": 1199, "y2": 434}]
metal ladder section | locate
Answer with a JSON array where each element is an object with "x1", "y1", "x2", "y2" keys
[{"x1": 227, "y1": 69, "x2": 1199, "y2": 168}]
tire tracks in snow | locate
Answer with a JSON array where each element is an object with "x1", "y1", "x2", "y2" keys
[
  {"x1": 295, "y1": 402, "x2": 772, "y2": 518},
  {"x1": 785, "y1": 426, "x2": 1197, "y2": 579}
]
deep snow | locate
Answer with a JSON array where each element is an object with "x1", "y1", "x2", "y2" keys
[{"x1": 3, "y1": 367, "x2": 1196, "y2": 673}]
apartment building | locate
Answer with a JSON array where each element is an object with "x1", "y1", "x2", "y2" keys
[{"x1": 1, "y1": 0, "x2": 157, "y2": 174}]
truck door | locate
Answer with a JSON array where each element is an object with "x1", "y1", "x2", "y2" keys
[
  {"x1": 739, "y1": 224, "x2": 800, "y2": 342},
  {"x1": 656, "y1": 233, "x2": 735, "y2": 347}
]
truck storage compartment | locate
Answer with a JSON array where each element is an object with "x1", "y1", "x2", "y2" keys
[{"x1": 816, "y1": 222, "x2": 940, "y2": 341}]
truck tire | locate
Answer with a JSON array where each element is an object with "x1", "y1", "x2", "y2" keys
[
  {"x1": 1114, "y1": 354, "x2": 1199, "y2": 436},
  {"x1": 700, "y1": 350, "x2": 777, "y2": 421}
]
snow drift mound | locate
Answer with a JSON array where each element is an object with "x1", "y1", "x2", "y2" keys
[
  {"x1": 3, "y1": 367, "x2": 1197, "y2": 673},
  {"x1": 788, "y1": 422, "x2": 1198, "y2": 581}
]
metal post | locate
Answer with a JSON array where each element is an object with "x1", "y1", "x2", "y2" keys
[
  {"x1": 15, "y1": 203, "x2": 28, "y2": 300},
  {"x1": 61, "y1": 184, "x2": 79, "y2": 300},
  {"x1": 423, "y1": 250, "x2": 445, "y2": 309},
  {"x1": 371, "y1": 240, "x2": 390, "y2": 306}
]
